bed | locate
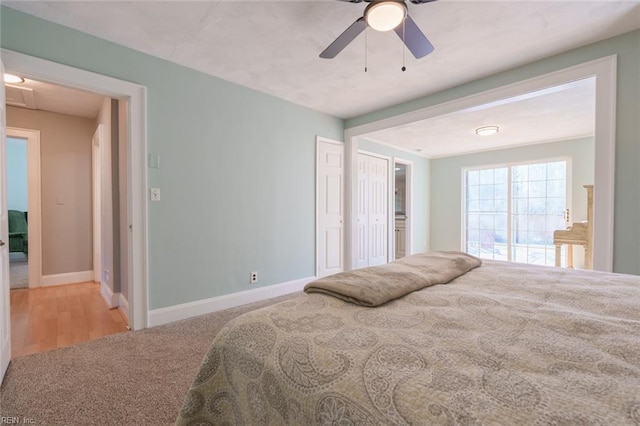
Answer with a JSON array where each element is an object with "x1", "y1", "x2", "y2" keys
[{"x1": 176, "y1": 251, "x2": 640, "y2": 425}]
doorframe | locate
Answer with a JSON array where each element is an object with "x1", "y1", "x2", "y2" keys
[
  {"x1": 394, "y1": 158, "x2": 413, "y2": 259},
  {"x1": 6, "y1": 127, "x2": 41, "y2": 288},
  {"x1": 2, "y1": 49, "x2": 149, "y2": 329},
  {"x1": 344, "y1": 55, "x2": 616, "y2": 272}
]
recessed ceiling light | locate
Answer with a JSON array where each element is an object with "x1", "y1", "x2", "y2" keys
[
  {"x1": 4, "y1": 73, "x2": 25, "y2": 84},
  {"x1": 475, "y1": 126, "x2": 499, "y2": 136}
]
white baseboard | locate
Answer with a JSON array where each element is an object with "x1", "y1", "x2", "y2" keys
[
  {"x1": 40, "y1": 270, "x2": 94, "y2": 287},
  {"x1": 147, "y1": 276, "x2": 315, "y2": 327},
  {"x1": 119, "y1": 293, "x2": 130, "y2": 323},
  {"x1": 99, "y1": 281, "x2": 120, "y2": 308}
]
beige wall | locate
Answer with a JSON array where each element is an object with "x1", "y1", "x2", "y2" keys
[{"x1": 7, "y1": 106, "x2": 95, "y2": 275}]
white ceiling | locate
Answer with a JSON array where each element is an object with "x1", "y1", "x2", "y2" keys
[
  {"x1": 365, "y1": 77, "x2": 596, "y2": 158},
  {"x1": 4, "y1": 1, "x2": 638, "y2": 156}
]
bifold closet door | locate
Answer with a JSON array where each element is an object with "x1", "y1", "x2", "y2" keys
[{"x1": 357, "y1": 153, "x2": 388, "y2": 269}]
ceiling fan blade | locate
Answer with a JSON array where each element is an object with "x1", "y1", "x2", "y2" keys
[
  {"x1": 394, "y1": 14, "x2": 434, "y2": 59},
  {"x1": 320, "y1": 17, "x2": 367, "y2": 59}
]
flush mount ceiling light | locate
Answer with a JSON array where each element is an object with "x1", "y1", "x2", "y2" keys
[
  {"x1": 475, "y1": 126, "x2": 499, "y2": 136},
  {"x1": 365, "y1": 0, "x2": 407, "y2": 32},
  {"x1": 4, "y1": 73, "x2": 25, "y2": 84}
]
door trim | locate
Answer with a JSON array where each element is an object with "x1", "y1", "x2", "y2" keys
[
  {"x1": 394, "y1": 158, "x2": 413, "y2": 258},
  {"x1": 6, "y1": 127, "x2": 41, "y2": 288},
  {"x1": 345, "y1": 55, "x2": 616, "y2": 272},
  {"x1": 2, "y1": 49, "x2": 149, "y2": 329}
]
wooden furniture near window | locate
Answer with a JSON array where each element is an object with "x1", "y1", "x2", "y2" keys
[{"x1": 553, "y1": 185, "x2": 593, "y2": 269}]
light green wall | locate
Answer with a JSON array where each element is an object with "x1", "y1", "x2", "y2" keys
[
  {"x1": 348, "y1": 30, "x2": 640, "y2": 275},
  {"x1": 359, "y1": 139, "x2": 430, "y2": 253},
  {"x1": 430, "y1": 138, "x2": 594, "y2": 254},
  {"x1": 0, "y1": 7, "x2": 344, "y2": 309}
]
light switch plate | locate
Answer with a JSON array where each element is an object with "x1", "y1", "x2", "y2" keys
[
  {"x1": 148, "y1": 153, "x2": 160, "y2": 169},
  {"x1": 150, "y1": 188, "x2": 161, "y2": 201}
]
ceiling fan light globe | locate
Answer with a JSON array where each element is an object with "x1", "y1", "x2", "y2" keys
[{"x1": 366, "y1": 1, "x2": 407, "y2": 32}]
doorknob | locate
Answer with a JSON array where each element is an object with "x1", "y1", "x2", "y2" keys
[{"x1": 0, "y1": 239, "x2": 4, "y2": 247}]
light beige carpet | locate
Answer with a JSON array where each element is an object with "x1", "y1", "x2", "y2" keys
[
  {"x1": 0, "y1": 292, "x2": 296, "y2": 425},
  {"x1": 9, "y1": 253, "x2": 28, "y2": 289}
]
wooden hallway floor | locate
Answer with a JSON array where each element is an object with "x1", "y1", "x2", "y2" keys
[{"x1": 10, "y1": 282, "x2": 129, "y2": 358}]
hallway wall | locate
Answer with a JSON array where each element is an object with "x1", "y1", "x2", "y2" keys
[{"x1": 7, "y1": 106, "x2": 94, "y2": 275}]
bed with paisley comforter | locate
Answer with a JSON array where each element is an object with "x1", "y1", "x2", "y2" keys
[{"x1": 176, "y1": 251, "x2": 640, "y2": 425}]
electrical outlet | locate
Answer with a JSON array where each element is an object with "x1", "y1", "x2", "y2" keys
[{"x1": 250, "y1": 271, "x2": 258, "y2": 284}]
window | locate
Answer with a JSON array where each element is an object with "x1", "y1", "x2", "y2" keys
[{"x1": 464, "y1": 160, "x2": 568, "y2": 266}]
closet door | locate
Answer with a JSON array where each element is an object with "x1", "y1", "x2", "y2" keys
[
  {"x1": 355, "y1": 154, "x2": 369, "y2": 269},
  {"x1": 356, "y1": 153, "x2": 388, "y2": 268},
  {"x1": 368, "y1": 156, "x2": 388, "y2": 266}
]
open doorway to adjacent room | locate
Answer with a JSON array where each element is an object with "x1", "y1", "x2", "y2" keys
[
  {"x1": 394, "y1": 160, "x2": 411, "y2": 260},
  {"x1": 345, "y1": 57, "x2": 615, "y2": 273},
  {"x1": 4, "y1": 74, "x2": 130, "y2": 357},
  {"x1": 6, "y1": 136, "x2": 29, "y2": 290}
]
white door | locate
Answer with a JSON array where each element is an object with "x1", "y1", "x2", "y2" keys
[
  {"x1": 368, "y1": 156, "x2": 388, "y2": 266},
  {"x1": 356, "y1": 153, "x2": 389, "y2": 268},
  {"x1": 1, "y1": 59, "x2": 12, "y2": 383},
  {"x1": 316, "y1": 139, "x2": 344, "y2": 277},
  {"x1": 355, "y1": 155, "x2": 369, "y2": 269}
]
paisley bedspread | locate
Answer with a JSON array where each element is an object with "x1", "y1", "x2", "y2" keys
[{"x1": 176, "y1": 260, "x2": 640, "y2": 425}]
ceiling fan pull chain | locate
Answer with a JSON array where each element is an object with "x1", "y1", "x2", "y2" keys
[
  {"x1": 402, "y1": 18, "x2": 406, "y2": 72},
  {"x1": 365, "y1": 26, "x2": 368, "y2": 72}
]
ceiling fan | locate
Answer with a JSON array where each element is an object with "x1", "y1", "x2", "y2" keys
[{"x1": 320, "y1": 0, "x2": 437, "y2": 60}]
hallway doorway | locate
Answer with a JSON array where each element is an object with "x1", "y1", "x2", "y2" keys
[{"x1": 4, "y1": 72, "x2": 131, "y2": 360}]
